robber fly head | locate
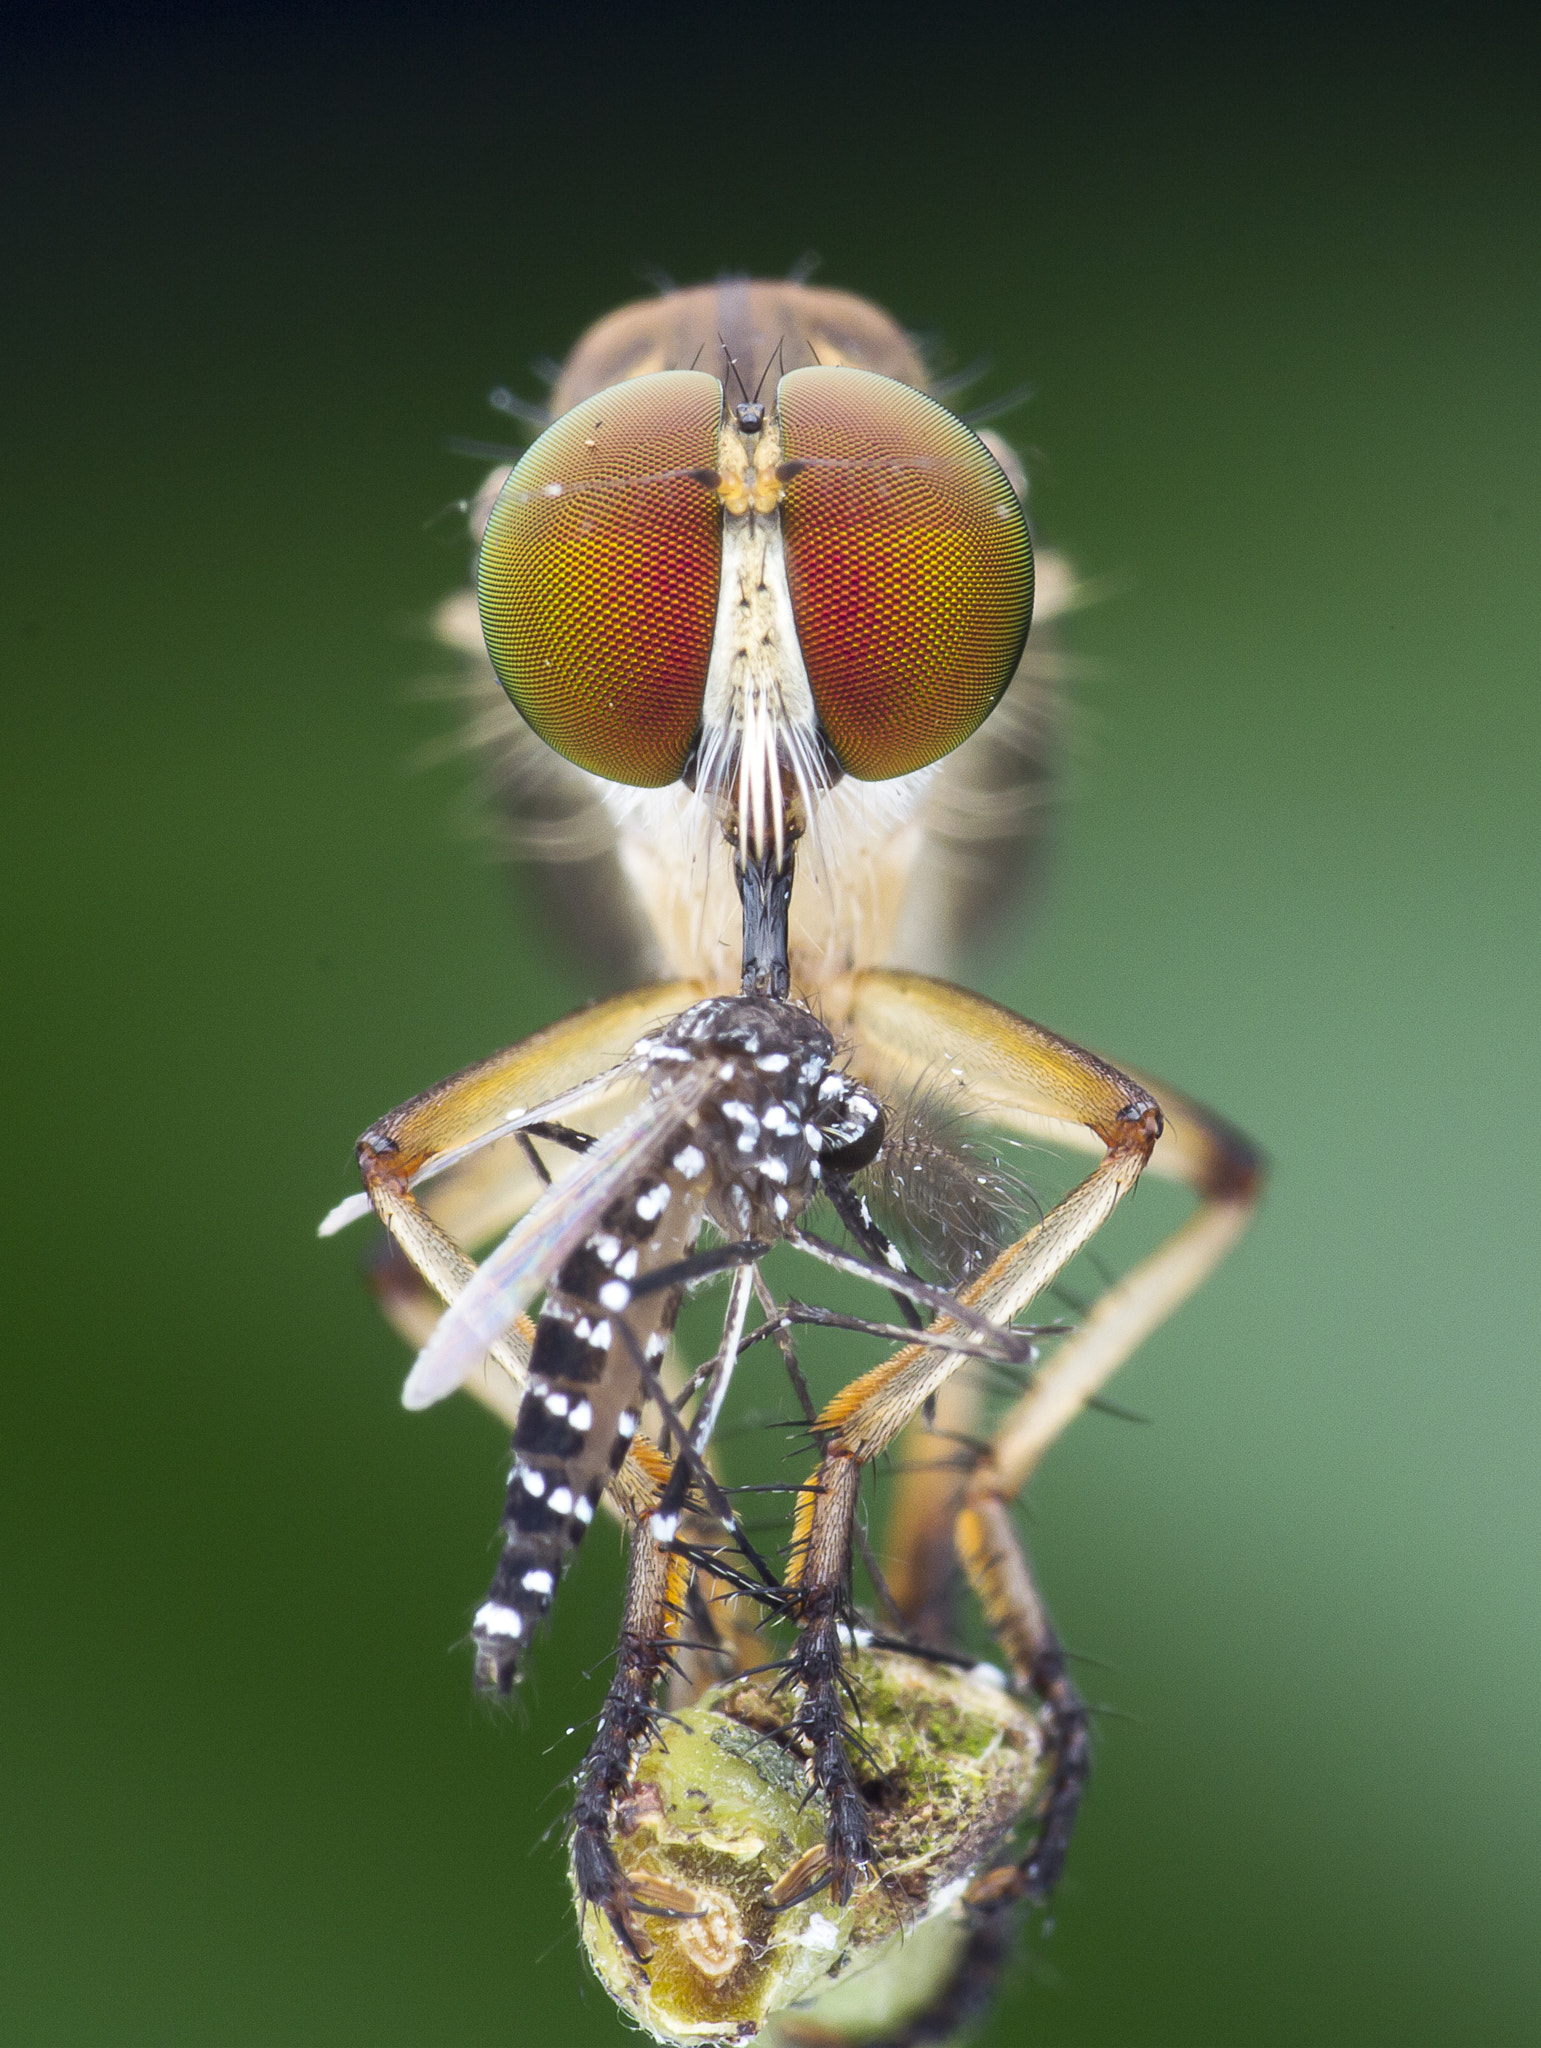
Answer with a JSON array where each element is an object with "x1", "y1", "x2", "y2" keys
[{"x1": 473, "y1": 361, "x2": 1034, "y2": 873}]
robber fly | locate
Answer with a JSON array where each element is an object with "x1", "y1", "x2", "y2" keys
[{"x1": 321, "y1": 278, "x2": 1262, "y2": 2042}]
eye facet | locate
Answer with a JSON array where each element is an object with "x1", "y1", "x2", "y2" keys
[
  {"x1": 777, "y1": 366, "x2": 1033, "y2": 781},
  {"x1": 477, "y1": 370, "x2": 724, "y2": 787}
]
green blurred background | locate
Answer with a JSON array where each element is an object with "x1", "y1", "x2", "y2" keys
[{"x1": 5, "y1": 6, "x2": 1538, "y2": 2041}]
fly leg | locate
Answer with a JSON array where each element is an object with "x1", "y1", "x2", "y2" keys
[
  {"x1": 337, "y1": 979, "x2": 702, "y2": 1412},
  {"x1": 569, "y1": 1442, "x2": 699, "y2": 1964},
  {"x1": 783, "y1": 988, "x2": 1169, "y2": 1904},
  {"x1": 837, "y1": 969, "x2": 1261, "y2": 1911}
]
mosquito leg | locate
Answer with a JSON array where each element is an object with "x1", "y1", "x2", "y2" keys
[
  {"x1": 646, "y1": 1261, "x2": 757, "y2": 1538},
  {"x1": 741, "y1": 1301, "x2": 1059, "y2": 1365},
  {"x1": 787, "y1": 1229, "x2": 1039, "y2": 1359},
  {"x1": 820, "y1": 1169, "x2": 923, "y2": 1329}
]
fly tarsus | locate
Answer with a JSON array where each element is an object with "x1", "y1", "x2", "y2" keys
[
  {"x1": 1017, "y1": 1644, "x2": 1090, "y2": 1902},
  {"x1": 962, "y1": 1641, "x2": 1089, "y2": 1914}
]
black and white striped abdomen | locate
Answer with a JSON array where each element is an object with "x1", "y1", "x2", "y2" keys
[{"x1": 472, "y1": 1148, "x2": 707, "y2": 1693}]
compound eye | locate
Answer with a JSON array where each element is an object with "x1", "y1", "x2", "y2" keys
[
  {"x1": 477, "y1": 369, "x2": 724, "y2": 786},
  {"x1": 777, "y1": 366, "x2": 1033, "y2": 781}
]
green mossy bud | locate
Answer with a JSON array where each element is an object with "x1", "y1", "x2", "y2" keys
[{"x1": 575, "y1": 1648, "x2": 1049, "y2": 2045}]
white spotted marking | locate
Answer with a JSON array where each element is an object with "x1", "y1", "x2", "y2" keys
[
  {"x1": 649, "y1": 1511, "x2": 680, "y2": 1544},
  {"x1": 474, "y1": 1601, "x2": 524, "y2": 1639},
  {"x1": 755, "y1": 1052, "x2": 790, "y2": 1072},
  {"x1": 567, "y1": 1398, "x2": 593, "y2": 1432},
  {"x1": 773, "y1": 1194, "x2": 790, "y2": 1219},
  {"x1": 616, "y1": 1410, "x2": 637, "y2": 1438},
  {"x1": 803, "y1": 1125, "x2": 824, "y2": 1152},
  {"x1": 758, "y1": 1155, "x2": 789, "y2": 1184},
  {"x1": 884, "y1": 1243, "x2": 908, "y2": 1272},
  {"x1": 588, "y1": 1319, "x2": 613, "y2": 1348},
  {"x1": 549, "y1": 1486, "x2": 574, "y2": 1515},
  {"x1": 598, "y1": 1280, "x2": 632, "y2": 1311},
  {"x1": 544, "y1": 1390, "x2": 570, "y2": 1416},
  {"x1": 644, "y1": 1330, "x2": 667, "y2": 1359},
  {"x1": 967, "y1": 1661, "x2": 1009, "y2": 1691},
  {"x1": 818, "y1": 1073, "x2": 846, "y2": 1100},
  {"x1": 615, "y1": 1248, "x2": 639, "y2": 1280},
  {"x1": 520, "y1": 1468, "x2": 546, "y2": 1497},
  {"x1": 573, "y1": 1494, "x2": 594, "y2": 1524},
  {"x1": 590, "y1": 1233, "x2": 622, "y2": 1265},
  {"x1": 635, "y1": 1182, "x2": 672, "y2": 1220},
  {"x1": 636, "y1": 1036, "x2": 690, "y2": 1062},
  {"x1": 672, "y1": 1144, "x2": 706, "y2": 1178},
  {"x1": 520, "y1": 1569, "x2": 555, "y2": 1597},
  {"x1": 761, "y1": 1104, "x2": 797, "y2": 1135}
]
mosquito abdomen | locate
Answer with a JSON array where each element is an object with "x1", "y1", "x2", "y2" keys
[{"x1": 472, "y1": 1166, "x2": 704, "y2": 1693}]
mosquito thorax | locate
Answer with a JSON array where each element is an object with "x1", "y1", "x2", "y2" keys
[{"x1": 632, "y1": 996, "x2": 882, "y2": 1238}]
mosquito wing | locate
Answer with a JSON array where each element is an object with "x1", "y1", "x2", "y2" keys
[{"x1": 400, "y1": 1058, "x2": 719, "y2": 1410}]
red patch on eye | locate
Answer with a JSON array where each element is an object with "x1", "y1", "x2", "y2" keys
[{"x1": 778, "y1": 367, "x2": 1033, "y2": 781}]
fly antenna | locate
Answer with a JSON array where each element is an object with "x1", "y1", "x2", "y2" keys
[
  {"x1": 751, "y1": 338, "x2": 784, "y2": 405},
  {"x1": 718, "y1": 332, "x2": 753, "y2": 406}
]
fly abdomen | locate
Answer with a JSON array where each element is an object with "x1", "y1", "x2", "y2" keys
[{"x1": 472, "y1": 1162, "x2": 705, "y2": 1694}]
